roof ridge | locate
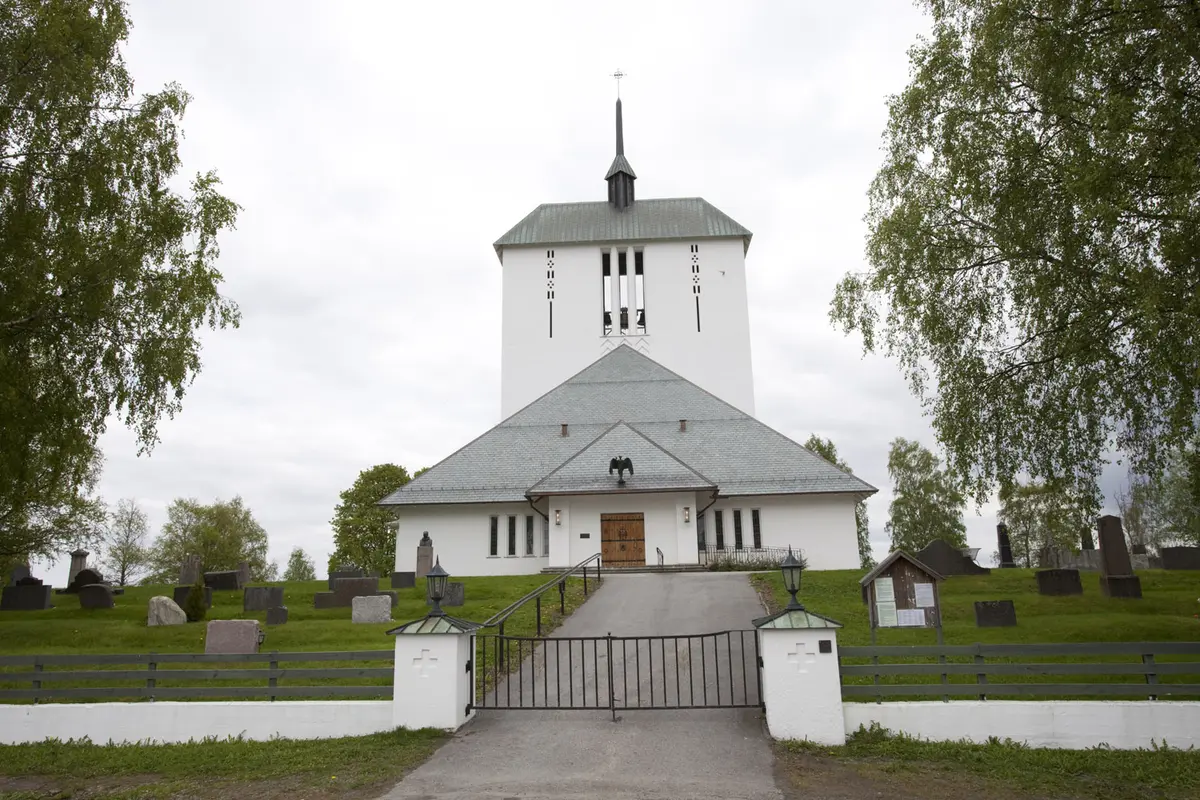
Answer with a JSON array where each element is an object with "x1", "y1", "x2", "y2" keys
[
  {"x1": 526, "y1": 421, "x2": 625, "y2": 490},
  {"x1": 623, "y1": 422, "x2": 717, "y2": 486}
]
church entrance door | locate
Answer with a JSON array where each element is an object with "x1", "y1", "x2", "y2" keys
[{"x1": 600, "y1": 513, "x2": 645, "y2": 567}]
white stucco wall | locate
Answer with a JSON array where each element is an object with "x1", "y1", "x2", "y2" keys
[
  {"x1": 703, "y1": 494, "x2": 860, "y2": 570},
  {"x1": 551, "y1": 491, "x2": 699, "y2": 567},
  {"x1": 499, "y1": 239, "x2": 756, "y2": 418},
  {"x1": 844, "y1": 701, "x2": 1200, "y2": 750},
  {"x1": 393, "y1": 502, "x2": 549, "y2": 577},
  {"x1": 393, "y1": 633, "x2": 475, "y2": 731},
  {"x1": 0, "y1": 701, "x2": 394, "y2": 745},
  {"x1": 759, "y1": 628, "x2": 846, "y2": 745}
]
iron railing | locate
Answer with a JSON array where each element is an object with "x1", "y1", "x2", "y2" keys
[
  {"x1": 697, "y1": 545, "x2": 796, "y2": 567},
  {"x1": 476, "y1": 630, "x2": 761, "y2": 718},
  {"x1": 0, "y1": 650, "x2": 395, "y2": 703},
  {"x1": 840, "y1": 642, "x2": 1200, "y2": 701},
  {"x1": 483, "y1": 552, "x2": 602, "y2": 636}
]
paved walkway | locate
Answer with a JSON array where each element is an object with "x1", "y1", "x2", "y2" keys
[{"x1": 378, "y1": 573, "x2": 785, "y2": 800}]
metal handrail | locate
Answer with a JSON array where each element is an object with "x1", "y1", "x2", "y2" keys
[
  {"x1": 656, "y1": 547, "x2": 664, "y2": 567},
  {"x1": 481, "y1": 552, "x2": 602, "y2": 632}
]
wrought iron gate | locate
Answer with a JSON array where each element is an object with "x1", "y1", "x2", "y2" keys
[{"x1": 474, "y1": 630, "x2": 761, "y2": 715}]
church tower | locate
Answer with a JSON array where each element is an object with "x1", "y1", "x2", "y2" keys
[{"x1": 494, "y1": 99, "x2": 757, "y2": 418}]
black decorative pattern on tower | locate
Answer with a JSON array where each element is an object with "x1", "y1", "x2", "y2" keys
[
  {"x1": 546, "y1": 249, "x2": 555, "y2": 338},
  {"x1": 691, "y1": 244, "x2": 701, "y2": 332},
  {"x1": 606, "y1": 99, "x2": 637, "y2": 210}
]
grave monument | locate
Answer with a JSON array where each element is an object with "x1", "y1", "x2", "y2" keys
[
  {"x1": 416, "y1": 532, "x2": 434, "y2": 580},
  {"x1": 67, "y1": 548, "x2": 90, "y2": 587},
  {"x1": 996, "y1": 524, "x2": 1016, "y2": 568},
  {"x1": 1097, "y1": 515, "x2": 1141, "y2": 598}
]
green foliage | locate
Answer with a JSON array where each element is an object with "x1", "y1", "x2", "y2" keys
[
  {"x1": 804, "y1": 435, "x2": 874, "y2": 568},
  {"x1": 0, "y1": 0, "x2": 239, "y2": 565},
  {"x1": 282, "y1": 546, "x2": 316, "y2": 582},
  {"x1": 98, "y1": 497, "x2": 149, "y2": 586},
  {"x1": 1118, "y1": 447, "x2": 1200, "y2": 548},
  {"x1": 831, "y1": 0, "x2": 1200, "y2": 505},
  {"x1": 182, "y1": 575, "x2": 207, "y2": 623},
  {"x1": 998, "y1": 479, "x2": 1091, "y2": 567},
  {"x1": 145, "y1": 497, "x2": 271, "y2": 583},
  {"x1": 329, "y1": 464, "x2": 412, "y2": 575},
  {"x1": 885, "y1": 438, "x2": 966, "y2": 552}
]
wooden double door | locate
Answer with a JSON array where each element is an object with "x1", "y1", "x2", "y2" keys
[{"x1": 601, "y1": 513, "x2": 646, "y2": 567}]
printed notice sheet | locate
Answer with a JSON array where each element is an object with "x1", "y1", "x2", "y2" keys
[
  {"x1": 874, "y1": 576, "x2": 895, "y2": 603},
  {"x1": 897, "y1": 608, "x2": 926, "y2": 627},
  {"x1": 875, "y1": 601, "x2": 898, "y2": 627},
  {"x1": 914, "y1": 582, "x2": 936, "y2": 608}
]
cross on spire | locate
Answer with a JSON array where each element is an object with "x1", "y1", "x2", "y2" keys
[{"x1": 611, "y1": 69, "x2": 625, "y2": 98}]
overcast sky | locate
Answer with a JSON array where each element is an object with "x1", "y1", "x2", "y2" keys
[{"x1": 41, "y1": 0, "x2": 1128, "y2": 583}]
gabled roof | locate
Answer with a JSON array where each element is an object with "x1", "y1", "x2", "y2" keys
[
  {"x1": 380, "y1": 346, "x2": 877, "y2": 507},
  {"x1": 528, "y1": 422, "x2": 715, "y2": 496},
  {"x1": 859, "y1": 550, "x2": 945, "y2": 586},
  {"x1": 492, "y1": 198, "x2": 753, "y2": 259}
]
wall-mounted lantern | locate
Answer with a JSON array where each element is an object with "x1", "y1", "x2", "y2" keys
[
  {"x1": 555, "y1": 509, "x2": 562, "y2": 526},
  {"x1": 683, "y1": 507, "x2": 691, "y2": 523}
]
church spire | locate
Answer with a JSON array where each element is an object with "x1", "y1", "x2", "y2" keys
[{"x1": 605, "y1": 97, "x2": 637, "y2": 210}]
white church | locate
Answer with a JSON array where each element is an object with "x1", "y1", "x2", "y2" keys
[{"x1": 382, "y1": 99, "x2": 875, "y2": 576}]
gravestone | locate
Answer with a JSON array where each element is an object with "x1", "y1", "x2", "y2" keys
[
  {"x1": 974, "y1": 600, "x2": 1017, "y2": 627},
  {"x1": 416, "y1": 532, "x2": 434, "y2": 580},
  {"x1": 243, "y1": 586, "x2": 284, "y2": 612},
  {"x1": 1081, "y1": 527, "x2": 1095, "y2": 550},
  {"x1": 996, "y1": 524, "x2": 1016, "y2": 568},
  {"x1": 1161, "y1": 546, "x2": 1200, "y2": 570},
  {"x1": 67, "y1": 549, "x2": 90, "y2": 588},
  {"x1": 178, "y1": 554, "x2": 201, "y2": 585},
  {"x1": 391, "y1": 571, "x2": 415, "y2": 589},
  {"x1": 426, "y1": 581, "x2": 464, "y2": 608},
  {"x1": 266, "y1": 606, "x2": 288, "y2": 625},
  {"x1": 204, "y1": 570, "x2": 242, "y2": 591},
  {"x1": 1097, "y1": 515, "x2": 1141, "y2": 598},
  {"x1": 1130, "y1": 543, "x2": 1148, "y2": 555},
  {"x1": 64, "y1": 567, "x2": 104, "y2": 594},
  {"x1": 914, "y1": 539, "x2": 991, "y2": 577},
  {"x1": 351, "y1": 595, "x2": 392, "y2": 623},
  {"x1": 173, "y1": 585, "x2": 212, "y2": 609},
  {"x1": 327, "y1": 567, "x2": 364, "y2": 590},
  {"x1": 78, "y1": 583, "x2": 115, "y2": 609},
  {"x1": 1036, "y1": 568, "x2": 1083, "y2": 596},
  {"x1": 333, "y1": 576, "x2": 380, "y2": 604},
  {"x1": 0, "y1": 583, "x2": 53, "y2": 611},
  {"x1": 8, "y1": 564, "x2": 31, "y2": 585},
  {"x1": 237, "y1": 561, "x2": 252, "y2": 587},
  {"x1": 205, "y1": 619, "x2": 264, "y2": 655},
  {"x1": 147, "y1": 595, "x2": 187, "y2": 626}
]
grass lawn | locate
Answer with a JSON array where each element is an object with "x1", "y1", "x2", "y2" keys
[
  {"x1": 0, "y1": 727, "x2": 444, "y2": 800},
  {"x1": 775, "y1": 724, "x2": 1200, "y2": 800}
]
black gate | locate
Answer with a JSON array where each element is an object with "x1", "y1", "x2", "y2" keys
[{"x1": 475, "y1": 630, "x2": 761, "y2": 715}]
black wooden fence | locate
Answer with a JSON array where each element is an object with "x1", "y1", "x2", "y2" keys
[
  {"x1": 0, "y1": 650, "x2": 394, "y2": 703},
  {"x1": 840, "y1": 642, "x2": 1200, "y2": 701}
]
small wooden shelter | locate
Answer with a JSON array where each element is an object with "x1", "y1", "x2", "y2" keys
[{"x1": 860, "y1": 550, "x2": 945, "y2": 640}]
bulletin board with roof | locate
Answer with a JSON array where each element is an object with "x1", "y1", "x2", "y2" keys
[{"x1": 859, "y1": 550, "x2": 945, "y2": 645}]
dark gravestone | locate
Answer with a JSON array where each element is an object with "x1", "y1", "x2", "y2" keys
[
  {"x1": 1081, "y1": 527, "x2": 1095, "y2": 550},
  {"x1": 15, "y1": 575, "x2": 42, "y2": 586},
  {"x1": 327, "y1": 569, "x2": 364, "y2": 590},
  {"x1": 1130, "y1": 543, "x2": 1148, "y2": 555},
  {"x1": 1037, "y1": 568, "x2": 1083, "y2": 596},
  {"x1": 1161, "y1": 546, "x2": 1200, "y2": 570},
  {"x1": 8, "y1": 564, "x2": 31, "y2": 585},
  {"x1": 391, "y1": 571, "x2": 415, "y2": 589},
  {"x1": 204, "y1": 570, "x2": 242, "y2": 591},
  {"x1": 426, "y1": 581, "x2": 464, "y2": 608},
  {"x1": 64, "y1": 567, "x2": 104, "y2": 594},
  {"x1": 1, "y1": 584, "x2": 53, "y2": 610},
  {"x1": 1097, "y1": 515, "x2": 1141, "y2": 598},
  {"x1": 173, "y1": 585, "x2": 212, "y2": 609},
  {"x1": 996, "y1": 524, "x2": 1016, "y2": 568},
  {"x1": 78, "y1": 584, "x2": 115, "y2": 609},
  {"x1": 313, "y1": 591, "x2": 337, "y2": 609},
  {"x1": 915, "y1": 539, "x2": 991, "y2": 577},
  {"x1": 974, "y1": 600, "x2": 1017, "y2": 627},
  {"x1": 332, "y1": 577, "x2": 379, "y2": 605},
  {"x1": 243, "y1": 586, "x2": 284, "y2": 612},
  {"x1": 266, "y1": 606, "x2": 288, "y2": 625}
]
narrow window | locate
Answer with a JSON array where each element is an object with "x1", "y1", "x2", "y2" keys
[
  {"x1": 697, "y1": 511, "x2": 707, "y2": 550},
  {"x1": 543, "y1": 518, "x2": 550, "y2": 556},
  {"x1": 714, "y1": 509, "x2": 725, "y2": 550},
  {"x1": 489, "y1": 516, "x2": 499, "y2": 556},
  {"x1": 634, "y1": 250, "x2": 646, "y2": 332},
  {"x1": 602, "y1": 251, "x2": 612, "y2": 335},
  {"x1": 690, "y1": 244, "x2": 701, "y2": 332},
  {"x1": 547, "y1": 250, "x2": 555, "y2": 338},
  {"x1": 618, "y1": 250, "x2": 629, "y2": 333},
  {"x1": 525, "y1": 515, "x2": 535, "y2": 555},
  {"x1": 751, "y1": 509, "x2": 762, "y2": 549},
  {"x1": 733, "y1": 509, "x2": 744, "y2": 550},
  {"x1": 507, "y1": 515, "x2": 517, "y2": 556}
]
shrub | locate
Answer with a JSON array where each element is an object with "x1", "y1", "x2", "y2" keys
[{"x1": 182, "y1": 575, "x2": 208, "y2": 622}]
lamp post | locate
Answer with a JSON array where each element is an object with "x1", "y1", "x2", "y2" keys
[
  {"x1": 780, "y1": 547, "x2": 804, "y2": 610},
  {"x1": 426, "y1": 558, "x2": 449, "y2": 617}
]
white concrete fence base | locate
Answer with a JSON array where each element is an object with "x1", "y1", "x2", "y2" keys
[
  {"x1": 392, "y1": 631, "x2": 475, "y2": 731},
  {"x1": 757, "y1": 627, "x2": 846, "y2": 745}
]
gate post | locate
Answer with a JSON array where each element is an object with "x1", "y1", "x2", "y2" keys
[
  {"x1": 387, "y1": 616, "x2": 481, "y2": 731},
  {"x1": 753, "y1": 607, "x2": 846, "y2": 745}
]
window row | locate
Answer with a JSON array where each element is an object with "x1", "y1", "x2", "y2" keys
[
  {"x1": 696, "y1": 508, "x2": 762, "y2": 550},
  {"x1": 489, "y1": 515, "x2": 550, "y2": 557}
]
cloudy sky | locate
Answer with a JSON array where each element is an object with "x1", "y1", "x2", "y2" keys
[{"x1": 43, "y1": 1, "x2": 1127, "y2": 582}]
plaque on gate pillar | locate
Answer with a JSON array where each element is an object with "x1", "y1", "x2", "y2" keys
[{"x1": 415, "y1": 532, "x2": 434, "y2": 580}]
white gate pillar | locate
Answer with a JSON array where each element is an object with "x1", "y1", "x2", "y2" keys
[
  {"x1": 388, "y1": 615, "x2": 479, "y2": 731},
  {"x1": 754, "y1": 606, "x2": 846, "y2": 745}
]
